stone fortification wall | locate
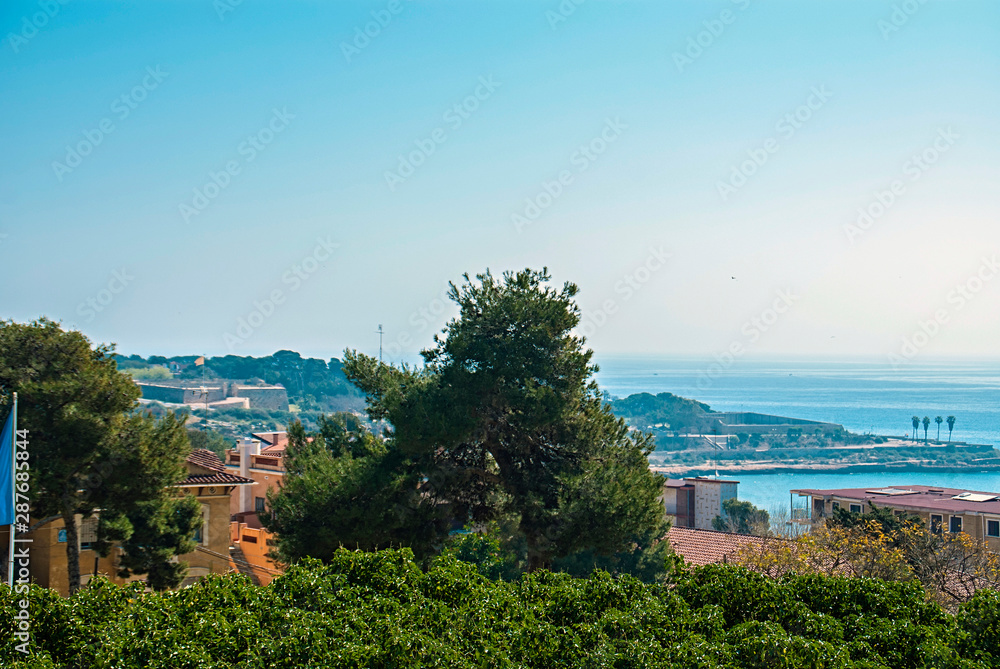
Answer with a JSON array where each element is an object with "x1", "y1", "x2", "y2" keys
[
  {"x1": 136, "y1": 380, "x2": 287, "y2": 410},
  {"x1": 232, "y1": 386, "x2": 289, "y2": 411}
]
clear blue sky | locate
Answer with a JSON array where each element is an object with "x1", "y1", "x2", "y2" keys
[{"x1": 1, "y1": 0, "x2": 998, "y2": 364}]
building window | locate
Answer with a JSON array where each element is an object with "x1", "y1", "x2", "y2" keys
[
  {"x1": 79, "y1": 516, "x2": 99, "y2": 551},
  {"x1": 930, "y1": 515, "x2": 943, "y2": 534},
  {"x1": 950, "y1": 516, "x2": 963, "y2": 533},
  {"x1": 255, "y1": 497, "x2": 266, "y2": 513},
  {"x1": 849, "y1": 504, "x2": 862, "y2": 514},
  {"x1": 193, "y1": 504, "x2": 209, "y2": 546},
  {"x1": 987, "y1": 519, "x2": 1000, "y2": 538},
  {"x1": 831, "y1": 501, "x2": 840, "y2": 511}
]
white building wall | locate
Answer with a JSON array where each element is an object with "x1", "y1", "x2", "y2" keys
[
  {"x1": 693, "y1": 481, "x2": 720, "y2": 529},
  {"x1": 692, "y1": 479, "x2": 740, "y2": 530},
  {"x1": 661, "y1": 487, "x2": 678, "y2": 516}
]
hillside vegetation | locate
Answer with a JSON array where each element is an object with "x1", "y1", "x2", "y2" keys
[
  {"x1": 608, "y1": 392, "x2": 716, "y2": 432},
  {"x1": 4, "y1": 549, "x2": 1000, "y2": 668}
]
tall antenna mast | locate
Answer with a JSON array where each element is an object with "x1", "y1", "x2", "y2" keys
[{"x1": 377, "y1": 324, "x2": 383, "y2": 363}]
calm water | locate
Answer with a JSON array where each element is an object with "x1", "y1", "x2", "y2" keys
[{"x1": 593, "y1": 355, "x2": 1000, "y2": 506}]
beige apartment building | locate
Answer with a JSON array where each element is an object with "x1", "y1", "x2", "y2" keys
[
  {"x1": 791, "y1": 485, "x2": 1000, "y2": 550},
  {"x1": 662, "y1": 477, "x2": 739, "y2": 530}
]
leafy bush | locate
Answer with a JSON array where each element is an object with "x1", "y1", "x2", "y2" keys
[
  {"x1": 126, "y1": 366, "x2": 173, "y2": 380},
  {"x1": 2, "y1": 549, "x2": 998, "y2": 668}
]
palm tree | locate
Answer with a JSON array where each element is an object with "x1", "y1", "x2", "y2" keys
[
  {"x1": 912, "y1": 416, "x2": 920, "y2": 440},
  {"x1": 947, "y1": 415, "x2": 956, "y2": 443},
  {"x1": 922, "y1": 416, "x2": 930, "y2": 442},
  {"x1": 935, "y1": 416, "x2": 943, "y2": 441}
]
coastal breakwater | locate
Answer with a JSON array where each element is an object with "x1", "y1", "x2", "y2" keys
[{"x1": 648, "y1": 438, "x2": 1000, "y2": 477}]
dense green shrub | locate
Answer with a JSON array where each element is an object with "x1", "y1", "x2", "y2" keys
[
  {"x1": 958, "y1": 589, "x2": 1000, "y2": 668},
  {"x1": 2, "y1": 549, "x2": 998, "y2": 668}
]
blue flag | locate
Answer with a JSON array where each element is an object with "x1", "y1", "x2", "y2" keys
[{"x1": 0, "y1": 405, "x2": 13, "y2": 526}]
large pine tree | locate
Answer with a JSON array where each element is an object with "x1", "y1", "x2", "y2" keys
[{"x1": 343, "y1": 268, "x2": 668, "y2": 570}]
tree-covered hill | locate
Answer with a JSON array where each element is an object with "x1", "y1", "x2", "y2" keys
[
  {"x1": 4, "y1": 548, "x2": 1000, "y2": 668},
  {"x1": 608, "y1": 391, "x2": 716, "y2": 432}
]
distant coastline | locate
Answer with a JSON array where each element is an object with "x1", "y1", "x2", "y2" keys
[
  {"x1": 654, "y1": 461, "x2": 1000, "y2": 478},
  {"x1": 594, "y1": 357, "x2": 1000, "y2": 449}
]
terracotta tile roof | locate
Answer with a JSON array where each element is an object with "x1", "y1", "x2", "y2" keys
[
  {"x1": 666, "y1": 527, "x2": 772, "y2": 566},
  {"x1": 253, "y1": 432, "x2": 289, "y2": 452},
  {"x1": 177, "y1": 448, "x2": 255, "y2": 486},
  {"x1": 186, "y1": 448, "x2": 227, "y2": 472},
  {"x1": 178, "y1": 471, "x2": 255, "y2": 486}
]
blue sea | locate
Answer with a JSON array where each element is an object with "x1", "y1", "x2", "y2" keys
[{"x1": 592, "y1": 356, "x2": 1000, "y2": 509}]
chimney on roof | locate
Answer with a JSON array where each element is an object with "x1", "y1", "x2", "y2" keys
[{"x1": 238, "y1": 438, "x2": 260, "y2": 514}]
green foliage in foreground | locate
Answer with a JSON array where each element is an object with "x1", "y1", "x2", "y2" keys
[{"x1": 4, "y1": 549, "x2": 1000, "y2": 668}]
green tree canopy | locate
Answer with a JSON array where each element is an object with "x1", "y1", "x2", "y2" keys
[
  {"x1": 103, "y1": 493, "x2": 203, "y2": 591},
  {"x1": 712, "y1": 497, "x2": 770, "y2": 536},
  {"x1": 262, "y1": 415, "x2": 451, "y2": 562},
  {"x1": 0, "y1": 319, "x2": 197, "y2": 593},
  {"x1": 608, "y1": 392, "x2": 714, "y2": 432},
  {"x1": 343, "y1": 268, "x2": 668, "y2": 571},
  {"x1": 186, "y1": 428, "x2": 231, "y2": 458},
  {"x1": 827, "y1": 500, "x2": 923, "y2": 539}
]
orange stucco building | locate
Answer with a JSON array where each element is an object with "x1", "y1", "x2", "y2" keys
[
  {"x1": 224, "y1": 432, "x2": 288, "y2": 584},
  {"x1": 225, "y1": 432, "x2": 288, "y2": 518}
]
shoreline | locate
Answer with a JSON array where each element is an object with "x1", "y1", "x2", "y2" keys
[{"x1": 652, "y1": 461, "x2": 1000, "y2": 477}]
